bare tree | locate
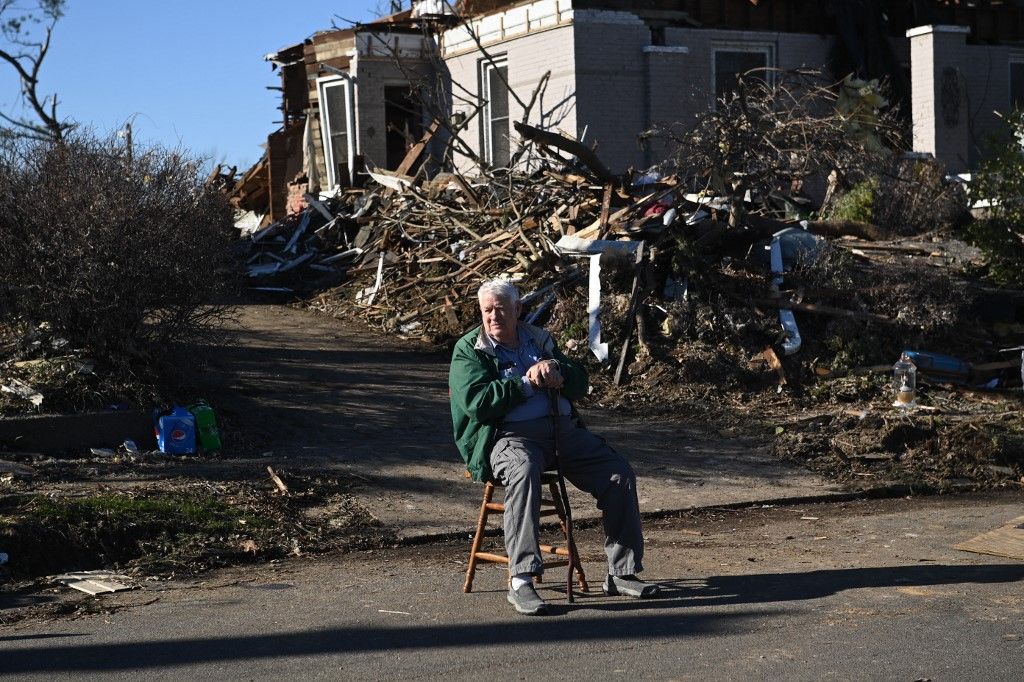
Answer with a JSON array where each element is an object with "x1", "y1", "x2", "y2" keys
[{"x1": 0, "y1": 0, "x2": 72, "y2": 141}]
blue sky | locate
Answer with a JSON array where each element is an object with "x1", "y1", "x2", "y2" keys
[{"x1": 0, "y1": 1, "x2": 382, "y2": 170}]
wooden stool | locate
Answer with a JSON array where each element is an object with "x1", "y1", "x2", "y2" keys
[{"x1": 463, "y1": 471, "x2": 588, "y2": 594}]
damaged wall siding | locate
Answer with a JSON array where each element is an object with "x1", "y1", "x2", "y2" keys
[
  {"x1": 353, "y1": 56, "x2": 436, "y2": 171},
  {"x1": 289, "y1": 3, "x2": 1023, "y2": 190},
  {"x1": 305, "y1": 29, "x2": 438, "y2": 187},
  {"x1": 306, "y1": 30, "x2": 356, "y2": 187},
  {"x1": 444, "y1": 5, "x2": 837, "y2": 175},
  {"x1": 576, "y1": 16, "x2": 836, "y2": 171}
]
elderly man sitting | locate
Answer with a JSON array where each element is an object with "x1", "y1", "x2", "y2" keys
[{"x1": 449, "y1": 278, "x2": 658, "y2": 615}]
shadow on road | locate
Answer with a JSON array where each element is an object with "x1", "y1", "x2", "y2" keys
[
  {"x1": 0, "y1": 610, "x2": 760, "y2": 673},
  {"x1": 5, "y1": 562, "x2": 1023, "y2": 673},
  {"x1": 653, "y1": 562, "x2": 1024, "y2": 606}
]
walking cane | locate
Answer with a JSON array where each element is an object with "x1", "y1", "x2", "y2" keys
[{"x1": 548, "y1": 388, "x2": 578, "y2": 603}]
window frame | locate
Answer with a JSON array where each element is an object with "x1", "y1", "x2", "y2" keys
[
  {"x1": 711, "y1": 42, "x2": 776, "y2": 109},
  {"x1": 1009, "y1": 57, "x2": 1024, "y2": 112},
  {"x1": 480, "y1": 55, "x2": 510, "y2": 167},
  {"x1": 316, "y1": 75, "x2": 357, "y2": 188}
]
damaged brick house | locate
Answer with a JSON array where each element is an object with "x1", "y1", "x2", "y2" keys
[
  {"x1": 232, "y1": 11, "x2": 448, "y2": 223},
  {"x1": 235, "y1": 0, "x2": 1024, "y2": 222}
]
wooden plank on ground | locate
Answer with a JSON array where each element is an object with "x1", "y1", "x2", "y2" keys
[{"x1": 955, "y1": 516, "x2": 1024, "y2": 561}]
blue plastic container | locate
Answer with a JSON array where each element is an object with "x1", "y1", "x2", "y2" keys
[
  {"x1": 903, "y1": 351, "x2": 971, "y2": 381},
  {"x1": 155, "y1": 405, "x2": 197, "y2": 455}
]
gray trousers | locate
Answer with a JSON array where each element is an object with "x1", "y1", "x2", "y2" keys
[{"x1": 490, "y1": 415, "x2": 644, "y2": 577}]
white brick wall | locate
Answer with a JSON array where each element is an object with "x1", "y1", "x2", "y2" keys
[
  {"x1": 441, "y1": 12, "x2": 1024, "y2": 176},
  {"x1": 908, "y1": 26, "x2": 972, "y2": 173},
  {"x1": 445, "y1": 23, "x2": 577, "y2": 174},
  {"x1": 445, "y1": 18, "x2": 837, "y2": 175}
]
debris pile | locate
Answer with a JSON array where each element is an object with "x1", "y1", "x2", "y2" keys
[
  {"x1": 227, "y1": 72, "x2": 1024, "y2": 488},
  {"x1": 0, "y1": 322, "x2": 100, "y2": 415},
  {"x1": 237, "y1": 191, "x2": 365, "y2": 295}
]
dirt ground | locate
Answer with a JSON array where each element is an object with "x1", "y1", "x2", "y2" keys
[{"x1": 1, "y1": 301, "x2": 1019, "y2": 604}]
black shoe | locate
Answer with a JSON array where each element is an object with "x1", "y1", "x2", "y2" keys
[
  {"x1": 603, "y1": 574, "x2": 660, "y2": 598},
  {"x1": 507, "y1": 582, "x2": 548, "y2": 615}
]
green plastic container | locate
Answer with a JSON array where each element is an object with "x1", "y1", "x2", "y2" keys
[{"x1": 188, "y1": 400, "x2": 222, "y2": 453}]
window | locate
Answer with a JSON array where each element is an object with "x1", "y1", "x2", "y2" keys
[
  {"x1": 1010, "y1": 60, "x2": 1024, "y2": 111},
  {"x1": 318, "y1": 76, "x2": 356, "y2": 187},
  {"x1": 481, "y1": 57, "x2": 510, "y2": 167},
  {"x1": 712, "y1": 44, "x2": 775, "y2": 104}
]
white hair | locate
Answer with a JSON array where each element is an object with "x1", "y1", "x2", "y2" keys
[{"x1": 477, "y1": 278, "x2": 520, "y2": 304}]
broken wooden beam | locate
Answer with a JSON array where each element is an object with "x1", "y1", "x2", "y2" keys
[{"x1": 513, "y1": 121, "x2": 614, "y2": 182}]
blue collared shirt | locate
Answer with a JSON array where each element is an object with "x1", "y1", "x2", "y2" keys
[{"x1": 493, "y1": 328, "x2": 572, "y2": 422}]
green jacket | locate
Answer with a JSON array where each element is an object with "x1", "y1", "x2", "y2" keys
[{"x1": 449, "y1": 322, "x2": 589, "y2": 482}]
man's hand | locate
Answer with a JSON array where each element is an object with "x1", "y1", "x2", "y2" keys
[{"x1": 526, "y1": 360, "x2": 564, "y2": 389}]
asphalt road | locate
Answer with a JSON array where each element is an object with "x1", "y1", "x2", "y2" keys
[{"x1": 2, "y1": 490, "x2": 1022, "y2": 680}]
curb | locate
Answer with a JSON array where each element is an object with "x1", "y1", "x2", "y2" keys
[
  {"x1": 0, "y1": 410, "x2": 156, "y2": 455},
  {"x1": 396, "y1": 482, "x2": 981, "y2": 547}
]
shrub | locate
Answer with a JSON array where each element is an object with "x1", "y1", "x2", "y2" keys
[
  {"x1": 0, "y1": 134, "x2": 236, "y2": 389},
  {"x1": 829, "y1": 178, "x2": 876, "y2": 224},
  {"x1": 964, "y1": 110, "x2": 1024, "y2": 288},
  {"x1": 828, "y1": 160, "x2": 965, "y2": 235}
]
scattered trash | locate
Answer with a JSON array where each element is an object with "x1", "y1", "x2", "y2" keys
[
  {"x1": 153, "y1": 405, "x2": 197, "y2": 455},
  {"x1": 892, "y1": 352, "x2": 918, "y2": 409},
  {"x1": 188, "y1": 400, "x2": 222, "y2": 453},
  {"x1": 89, "y1": 448, "x2": 117, "y2": 457},
  {"x1": 55, "y1": 571, "x2": 135, "y2": 595},
  {"x1": 903, "y1": 350, "x2": 971, "y2": 383},
  {"x1": 1, "y1": 378, "x2": 43, "y2": 407}
]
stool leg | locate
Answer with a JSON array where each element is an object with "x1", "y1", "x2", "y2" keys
[
  {"x1": 548, "y1": 479, "x2": 588, "y2": 593},
  {"x1": 463, "y1": 481, "x2": 495, "y2": 593}
]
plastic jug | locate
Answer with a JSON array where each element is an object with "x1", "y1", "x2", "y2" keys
[
  {"x1": 155, "y1": 406, "x2": 197, "y2": 455},
  {"x1": 188, "y1": 400, "x2": 222, "y2": 453}
]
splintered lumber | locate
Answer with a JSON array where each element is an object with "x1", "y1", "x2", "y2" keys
[
  {"x1": 267, "y1": 466, "x2": 289, "y2": 495},
  {"x1": 451, "y1": 173, "x2": 482, "y2": 208},
  {"x1": 598, "y1": 183, "x2": 613, "y2": 239},
  {"x1": 613, "y1": 241, "x2": 646, "y2": 386},
  {"x1": 0, "y1": 459, "x2": 36, "y2": 479},
  {"x1": 757, "y1": 298, "x2": 896, "y2": 325},
  {"x1": 394, "y1": 121, "x2": 440, "y2": 178}
]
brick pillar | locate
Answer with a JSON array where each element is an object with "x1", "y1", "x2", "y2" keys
[{"x1": 907, "y1": 24, "x2": 971, "y2": 174}]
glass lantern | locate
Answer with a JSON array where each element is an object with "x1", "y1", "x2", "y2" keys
[{"x1": 892, "y1": 352, "x2": 917, "y2": 409}]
